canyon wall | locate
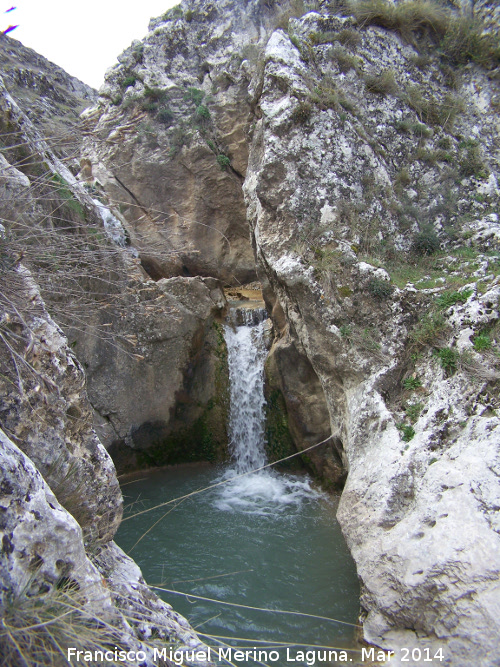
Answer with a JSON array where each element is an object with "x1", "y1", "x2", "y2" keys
[{"x1": 2, "y1": 0, "x2": 500, "y2": 665}]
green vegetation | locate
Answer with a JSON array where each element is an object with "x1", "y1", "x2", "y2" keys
[
  {"x1": 403, "y1": 86, "x2": 464, "y2": 130},
  {"x1": 398, "y1": 423, "x2": 416, "y2": 442},
  {"x1": 0, "y1": 584, "x2": 127, "y2": 667},
  {"x1": 412, "y1": 225, "x2": 440, "y2": 256},
  {"x1": 331, "y1": 45, "x2": 360, "y2": 73},
  {"x1": 168, "y1": 125, "x2": 192, "y2": 157},
  {"x1": 364, "y1": 69, "x2": 398, "y2": 96},
  {"x1": 120, "y1": 75, "x2": 137, "y2": 90},
  {"x1": 367, "y1": 277, "x2": 394, "y2": 300},
  {"x1": 50, "y1": 174, "x2": 85, "y2": 219},
  {"x1": 410, "y1": 313, "x2": 447, "y2": 348},
  {"x1": 157, "y1": 107, "x2": 174, "y2": 125},
  {"x1": 405, "y1": 401, "x2": 424, "y2": 423},
  {"x1": 184, "y1": 86, "x2": 205, "y2": 106},
  {"x1": 291, "y1": 100, "x2": 313, "y2": 124},
  {"x1": 402, "y1": 375, "x2": 422, "y2": 390},
  {"x1": 435, "y1": 288, "x2": 472, "y2": 310},
  {"x1": 435, "y1": 346, "x2": 459, "y2": 374},
  {"x1": 216, "y1": 154, "x2": 231, "y2": 171},
  {"x1": 349, "y1": 0, "x2": 500, "y2": 70},
  {"x1": 473, "y1": 333, "x2": 492, "y2": 352},
  {"x1": 195, "y1": 104, "x2": 211, "y2": 124},
  {"x1": 458, "y1": 140, "x2": 489, "y2": 179},
  {"x1": 264, "y1": 388, "x2": 297, "y2": 467}
]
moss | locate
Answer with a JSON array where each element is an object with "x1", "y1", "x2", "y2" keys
[
  {"x1": 264, "y1": 388, "x2": 299, "y2": 469},
  {"x1": 135, "y1": 322, "x2": 230, "y2": 469},
  {"x1": 50, "y1": 174, "x2": 85, "y2": 220}
]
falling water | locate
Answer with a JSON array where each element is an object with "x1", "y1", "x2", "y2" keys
[
  {"x1": 217, "y1": 307, "x2": 319, "y2": 513},
  {"x1": 224, "y1": 307, "x2": 268, "y2": 473},
  {"x1": 116, "y1": 304, "x2": 360, "y2": 661}
]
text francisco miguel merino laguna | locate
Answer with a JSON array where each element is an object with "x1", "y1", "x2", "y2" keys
[{"x1": 67, "y1": 646, "x2": 395, "y2": 664}]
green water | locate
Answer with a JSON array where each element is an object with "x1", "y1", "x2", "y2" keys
[{"x1": 116, "y1": 464, "x2": 360, "y2": 664}]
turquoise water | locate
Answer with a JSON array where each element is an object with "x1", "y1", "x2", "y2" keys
[{"x1": 116, "y1": 464, "x2": 360, "y2": 664}]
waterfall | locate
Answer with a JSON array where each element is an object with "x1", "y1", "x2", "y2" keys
[
  {"x1": 224, "y1": 307, "x2": 268, "y2": 473},
  {"x1": 217, "y1": 307, "x2": 320, "y2": 514}
]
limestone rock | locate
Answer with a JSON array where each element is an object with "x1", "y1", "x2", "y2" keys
[
  {"x1": 0, "y1": 429, "x2": 211, "y2": 665},
  {"x1": 0, "y1": 265, "x2": 123, "y2": 544},
  {"x1": 243, "y1": 5, "x2": 500, "y2": 663}
]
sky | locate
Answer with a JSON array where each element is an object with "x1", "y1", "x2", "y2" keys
[{"x1": 1, "y1": 0, "x2": 179, "y2": 89}]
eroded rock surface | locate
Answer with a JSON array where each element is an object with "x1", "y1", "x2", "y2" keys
[{"x1": 243, "y1": 6, "x2": 500, "y2": 665}]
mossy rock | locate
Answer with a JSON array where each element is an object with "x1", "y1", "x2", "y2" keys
[{"x1": 264, "y1": 388, "x2": 300, "y2": 469}]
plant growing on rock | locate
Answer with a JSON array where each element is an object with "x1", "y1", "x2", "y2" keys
[
  {"x1": 405, "y1": 401, "x2": 424, "y2": 423},
  {"x1": 216, "y1": 154, "x2": 231, "y2": 171},
  {"x1": 459, "y1": 141, "x2": 489, "y2": 179},
  {"x1": 364, "y1": 69, "x2": 398, "y2": 96},
  {"x1": 435, "y1": 288, "x2": 472, "y2": 310},
  {"x1": 367, "y1": 277, "x2": 394, "y2": 300},
  {"x1": 435, "y1": 347, "x2": 459, "y2": 374},
  {"x1": 473, "y1": 333, "x2": 492, "y2": 352},
  {"x1": 184, "y1": 86, "x2": 205, "y2": 106},
  {"x1": 194, "y1": 104, "x2": 211, "y2": 125},
  {"x1": 120, "y1": 75, "x2": 137, "y2": 90},
  {"x1": 398, "y1": 423, "x2": 416, "y2": 442},
  {"x1": 412, "y1": 225, "x2": 440, "y2": 256},
  {"x1": 410, "y1": 313, "x2": 447, "y2": 348},
  {"x1": 291, "y1": 100, "x2": 313, "y2": 124},
  {"x1": 402, "y1": 375, "x2": 422, "y2": 390},
  {"x1": 404, "y1": 85, "x2": 464, "y2": 130}
]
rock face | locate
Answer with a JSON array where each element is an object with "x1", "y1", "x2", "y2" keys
[
  {"x1": 80, "y1": 275, "x2": 229, "y2": 472},
  {"x1": 0, "y1": 429, "x2": 208, "y2": 665},
  {"x1": 0, "y1": 47, "x2": 218, "y2": 663},
  {"x1": 242, "y1": 5, "x2": 500, "y2": 665},
  {"x1": 2, "y1": 1, "x2": 500, "y2": 665},
  {"x1": 80, "y1": 0, "x2": 300, "y2": 284},
  {"x1": 0, "y1": 34, "x2": 96, "y2": 165}
]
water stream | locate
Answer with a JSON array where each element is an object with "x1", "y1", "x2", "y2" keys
[{"x1": 116, "y1": 308, "x2": 360, "y2": 664}]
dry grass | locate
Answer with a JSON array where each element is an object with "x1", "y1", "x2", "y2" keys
[
  {"x1": 0, "y1": 584, "x2": 125, "y2": 667},
  {"x1": 349, "y1": 0, "x2": 449, "y2": 43},
  {"x1": 348, "y1": 0, "x2": 500, "y2": 69}
]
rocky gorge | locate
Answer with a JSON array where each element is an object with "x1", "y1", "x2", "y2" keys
[{"x1": 1, "y1": 0, "x2": 500, "y2": 665}]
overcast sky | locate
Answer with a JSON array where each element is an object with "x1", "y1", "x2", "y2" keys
[{"x1": 1, "y1": 0, "x2": 179, "y2": 89}]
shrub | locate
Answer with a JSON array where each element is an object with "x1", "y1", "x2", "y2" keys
[
  {"x1": 459, "y1": 142, "x2": 489, "y2": 179},
  {"x1": 437, "y1": 136, "x2": 452, "y2": 150},
  {"x1": 291, "y1": 100, "x2": 313, "y2": 124},
  {"x1": 404, "y1": 85, "x2": 464, "y2": 130},
  {"x1": 340, "y1": 324, "x2": 353, "y2": 339},
  {"x1": 337, "y1": 28, "x2": 362, "y2": 50},
  {"x1": 120, "y1": 75, "x2": 137, "y2": 90},
  {"x1": 367, "y1": 277, "x2": 394, "y2": 300},
  {"x1": 364, "y1": 69, "x2": 398, "y2": 96},
  {"x1": 410, "y1": 313, "x2": 447, "y2": 348},
  {"x1": 169, "y1": 125, "x2": 191, "y2": 156},
  {"x1": 441, "y1": 15, "x2": 500, "y2": 69},
  {"x1": 140, "y1": 100, "x2": 159, "y2": 113},
  {"x1": 217, "y1": 154, "x2": 231, "y2": 171},
  {"x1": 473, "y1": 333, "x2": 492, "y2": 352},
  {"x1": 399, "y1": 424, "x2": 416, "y2": 442},
  {"x1": 412, "y1": 225, "x2": 440, "y2": 255},
  {"x1": 435, "y1": 347, "x2": 459, "y2": 374},
  {"x1": 406, "y1": 401, "x2": 424, "y2": 422},
  {"x1": 402, "y1": 375, "x2": 422, "y2": 390},
  {"x1": 195, "y1": 104, "x2": 211, "y2": 124},
  {"x1": 143, "y1": 85, "x2": 167, "y2": 102},
  {"x1": 331, "y1": 45, "x2": 359, "y2": 73},
  {"x1": 184, "y1": 86, "x2": 204, "y2": 106},
  {"x1": 157, "y1": 107, "x2": 174, "y2": 125}
]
